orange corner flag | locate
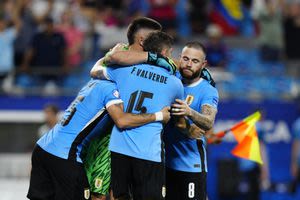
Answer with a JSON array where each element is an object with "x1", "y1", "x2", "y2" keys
[{"x1": 230, "y1": 111, "x2": 263, "y2": 164}]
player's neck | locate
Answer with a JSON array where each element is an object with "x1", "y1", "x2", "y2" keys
[
  {"x1": 129, "y1": 44, "x2": 143, "y2": 51},
  {"x1": 182, "y1": 77, "x2": 201, "y2": 85}
]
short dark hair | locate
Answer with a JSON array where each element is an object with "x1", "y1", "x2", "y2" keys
[
  {"x1": 143, "y1": 31, "x2": 173, "y2": 54},
  {"x1": 127, "y1": 17, "x2": 162, "y2": 45},
  {"x1": 184, "y1": 41, "x2": 207, "y2": 57},
  {"x1": 44, "y1": 104, "x2": 59, "y2": 114}
]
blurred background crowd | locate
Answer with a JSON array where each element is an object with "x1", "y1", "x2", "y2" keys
[
  {"x1": 0, "y1": 0, "x2": 300, "y2": 98},
  {"x1": 1, "y1": 0, "x2": 300, "y2": 200}
]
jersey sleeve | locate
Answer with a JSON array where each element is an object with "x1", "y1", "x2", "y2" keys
[
  {"x1": 201, "y1": 87, "x2": 219, "y2": 110},
  {"x1": 103, "y1": 66, "x2": 120, "y2": 81},
  {"x1": 101, "y1": 82, "x2": 123, "y2": 108}
]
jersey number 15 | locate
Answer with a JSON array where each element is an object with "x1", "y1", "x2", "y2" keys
[{"x1": 126, "y1": 90, "x2": 153, "y2": 113}]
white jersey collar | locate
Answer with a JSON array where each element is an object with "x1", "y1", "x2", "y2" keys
[{"x1": 184, "y1": 78, "x2": 203, "y2": 87}]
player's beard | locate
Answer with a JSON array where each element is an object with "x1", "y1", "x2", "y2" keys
[{"x1": 180, "y1": 67, "x2": 202, "y2": 80}]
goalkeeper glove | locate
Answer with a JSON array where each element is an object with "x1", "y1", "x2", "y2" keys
[
  {"x1": 147, "y1": 52, "x2": 177, "y2": 75},
  {"x1": 200, "y1": 68, "x2": 216, "y2": 87}
]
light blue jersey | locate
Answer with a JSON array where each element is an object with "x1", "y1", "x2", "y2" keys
[
  {"x1": 165, "y1": 78, "x2": 219, "y2": 172},
  {"x1": 103, "y1": 64, "x2": 184, "y2": 162},
  {"x1": 37, "y1": 80, "x2": 123, "y2": 163}
]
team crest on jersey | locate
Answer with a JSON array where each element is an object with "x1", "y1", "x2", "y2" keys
[
  {"x1": 84, "y1": 188, "x2": 90, "y2": 199},
  {"x1": 185, "y1": 95, "x2": 194, "y2": 105},
  {"x1": 162, "y1": 185, "x2": 166, "y2": 198},
  {"x1": 95, "y1": 178, "x2": 103, "y2": 189},
  {"x1": 113, "y1": 90, "x2": 120, "y2": 98}
]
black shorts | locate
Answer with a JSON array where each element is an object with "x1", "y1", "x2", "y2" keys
[
  {"x1": 111, "y1": 152, "x2": 165, "y2": 200},
  {"x1": 166, "y1": 167, "x2": 207, "y2": 200},
  {"x1": 27, "y1": 145, "x2": 90, "y2": 200}
]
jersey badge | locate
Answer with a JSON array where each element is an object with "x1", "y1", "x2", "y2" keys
[
  {"x1": 162, "y1": 185, "x2": 166, "y2": 198},
  {"x1": 185, "y1": 95, "x2": 194, "y2": 105},
  {"x1": 95, "y1": 178, "x2": 103, "y2": 189},
  {"x1": 113, "y1": 90, "x2": 120, "y2": 98},
  {"x1": 84, "y1": 188, "x2": 90, "y2": 199}
]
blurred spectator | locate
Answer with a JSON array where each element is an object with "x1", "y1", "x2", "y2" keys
[
  {"x1": 21, "y1": 17, "x2": 66, "y2": 86},
  {"x1": 189, "y1": 0, "x2": 209, "y2": 34},
  {"x1": 0, "y1": 0, "x2": 20, "y2": 88},
  {"x1": 37, "y1": 104, "x2": 59, "y2": 138},
  {"x1": 94, "y1": 7, "x2": 127, "y2": 52},
  {"x1": 284, "y1": 1, "x2": 300, "y2": 60},
  {"x1": 147, "y1": 0, "x2": 178, "y2": 38},
  {"x1": 252, "y1": 0, "x2": 284, "y2": 61},
  {"x1": 14, "y1": 0, "x2": 38, "y2": 67},
  {"x1": 205, "y1": 24, "x2": 227, "y2": 68},
  {"x1": 30, "y1": 0, "x2": 68, "y2": 23},
  {"x1": 56, "y1": 9, "x2": 83, "y2": 69}
]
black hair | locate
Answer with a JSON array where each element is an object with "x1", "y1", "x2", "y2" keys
[
  {"x1": 127, "y1": 17, "x2": 162, "y2": 45},
  {"x1": 143, "y1": 31, "x2": 173, "y2": 54}
]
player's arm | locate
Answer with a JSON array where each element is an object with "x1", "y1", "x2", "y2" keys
[
  {"x1": 106, "y1": 103, "x2": 170, "y2": 129},
  {"x1": 171, "y1": 99, "x2": 217, "y2": 131},
  {"x1": 106, "y1": 50, "x2": 178, "y2": 74},
  {"x1": 90, "y1": 58, "x2": 109, "y2": 80},
  {"x1": 174, "y1": 116, "x2": 205, "y2": 139},
  {"x1": 90, "y1": 47, "x2": 177, "y2": 79},
  {"x1": 106, "y1": 49, "x2": 148, "y2": 65}
]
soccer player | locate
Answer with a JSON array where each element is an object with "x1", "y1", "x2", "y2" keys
[
  {"x1": 91, "y1": 31, "x2": 184, "y2": 200},
  {"x1": 85, "y1": 17, "x2": 168, "y2": 200},
  {"x1": 165, "y1": 42, "x2": 219, "y2": 200},
  {"x1": 104, "y1": 41, "x2": 219, "y2": 199},
  {"x1": 27, "y1": 79, "x2": 170, "y2": 200}
]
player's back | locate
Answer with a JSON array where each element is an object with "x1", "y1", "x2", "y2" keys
[
  {"x1": 105, "y1": 64, "x2": 184, "y2": 162},
  {"x1": 37, "y1": 79, "x2": 121, "y2": 162}
]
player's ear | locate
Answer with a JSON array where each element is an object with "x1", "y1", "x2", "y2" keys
[
  {"x1": 161, "y1": 49, "x2": 167, "y2": 57},
  {"x1": 202, "y1": 59, "x2": 207, "y2": 67},
  {"x1": 138, "y1": 36, "x2": 144, "y2": 46}
]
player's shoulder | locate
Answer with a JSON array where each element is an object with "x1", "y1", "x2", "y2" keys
[
  {"x1": 201, "y1": 79, "x2": 219, "y2": 96},
  {"x1": 89, "y1": 79, "x2": 117, "y2": 90},
  {"x1": 169, "y1": 74, "x2": 183, "y2": 85}
]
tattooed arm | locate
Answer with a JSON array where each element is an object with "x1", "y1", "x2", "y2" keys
[
  {"x1": 189, "y1": 104, "x2": 217, "y2": 131},
  {"x1": 171, "y1": 99, "x2": 217, "y2": 131},
  {"x1": 90, "y1": 58, "x2": 108, "y2": 79},
  {"x1": 107, "y1": 103, "x2": 171, "y2": 129}
]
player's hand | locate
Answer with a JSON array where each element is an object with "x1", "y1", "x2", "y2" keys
[
  {"x1": 171, "y1": 99, "x2": 192, "y2": 117},
  {"x1": 110, "y1": 43, "x2": 128, "y2": 53},
  {"x1": 147, "y1": 52, "x2": 177, "y2": 75},
  {"x1": 160, "y1": 106, "x2": 171, "y2": 124}
]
